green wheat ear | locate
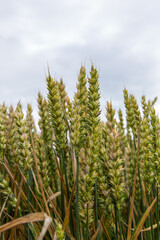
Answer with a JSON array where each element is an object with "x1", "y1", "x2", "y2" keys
[
  {"x1": 71, "y1": 65, "x2": 88, "y2": 150},
  {"x1": 117, "y1": 109, "x2": 127, "y2": 154},
  {"x1": 79, "y1": 65, "x2": 101, "y2": 230},
  {"x1": 87, "y1": 65, "x2": 101, "y2": 174},
  {"x1": 123, "y1": 90, "x2": 142, "y2": 205},
  {"x1": 55, "y1": 221, "x2": 65, "y2": 240},
  {"x1": 5, "y1": 105, "x2": 15, "y2": 165},
  {"x1": 26, "y1": 103, "x2": 37, "y2": 165},
  {"x1": 142, "y1": 95, "x2": 158, "y2": 119},
  {"x1": 36, "y1": 134, "x2": 50, "y2": 189},
  {"x1": 0, "y1": 173, "x2": 19, "y2": 210},
  {"x1": 123, "y1": 88, "x2": 133, "y2": 145},
  {"x1": 99, "y1": 126, "x2": 114, "y2": 224},
  {"x1": 46, "y1": 73, "x2": 68, "y2": 159},
  {"x1": 0, "y1": 104, "x2": 7, "y2": 160},
  {"x1": 140, "y1": 117, "x2": 154, "y2": 193},
  {"x1": 58, "y1": 78, "x2": 69, "y2": 116},
  {"x1": 76, "y1": 66, "x2": 88, "y2": 147},
  {"x1": 26, "y1": 103, "x2": 37, "y2": 135},
  {"x1": 88, "y1": 65, "x2": 101, "y2": 133},
  {"x1": 37, "y1": 92, "x2": 57, "y2": 190},
  {"x1": 37, "y1": 92, "x2": 51, "y2": 189},
  {"x1": 150, "y1": 107, "x2": 160, "y2": 185},
  {"x1": 13, "y1": 103, "x2": 33, "y2": 175},
  {"x1": 130, "y1": 94, "x2": 141, "y2": 140},
  {"x1": 105, "y1": 101, "x2": 125, "y2": 209}
]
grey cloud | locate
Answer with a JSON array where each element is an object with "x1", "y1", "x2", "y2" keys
[{"x1": 1, "y1": 0, "x2": 160, "y2": 122}]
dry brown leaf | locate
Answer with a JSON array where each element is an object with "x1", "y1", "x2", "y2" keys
[
  {"x1": 0, "y1": 212, "x2": 49, "y2": 234},
  {"x1": 37, "y1": 214, "x2": 52, "y2": 240},
  {"x1": 91, "y1": 221, "x2": 101, "y2": 240},
  {"x1": 100, "y1": 216, "x2": 111, "y2": 240},
  {"x1": 63, "y1": 181, "x2": 76, "y2": 232},
  {"x1": 47, "y1": 192, "x2": 61, "y2": 203}
]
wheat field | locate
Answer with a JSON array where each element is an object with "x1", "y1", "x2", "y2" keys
[{"x1": 0, "y1": 65, "x2": 159, "y2": 239}]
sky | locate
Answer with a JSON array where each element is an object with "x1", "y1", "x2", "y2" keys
[{"x1": 1, "y1": 0, "x2": 160, "y2": 122}]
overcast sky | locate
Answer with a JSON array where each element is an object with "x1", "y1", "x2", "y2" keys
[{"x1": 1, "y1": 0, "x2": 160, "y2": 122}]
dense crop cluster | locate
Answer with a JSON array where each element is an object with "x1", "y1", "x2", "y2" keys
[{"x1": 0, "y1": 65, "x2": 160, "y2": 239}]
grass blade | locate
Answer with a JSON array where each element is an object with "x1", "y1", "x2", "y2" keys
[{"x1": 131, "y1": 196, "x2": 157, "y2": 239}]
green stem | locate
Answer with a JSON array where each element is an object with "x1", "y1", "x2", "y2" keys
[
  {"x1": 27, "y1": 170, "x2": 32, "y2": 240},
  {"x1": 157, "y1": 185, "x2": 159, "y2": 240},
  {"x1": 148, "y1": 192, "x2": 154, "y2": 240},
  {"x1": 76, "y1": 154, "x2": 79, "y2": 240},
  {"x1": 152, "y1": 183, "x2": 156, "y2": 198},
  {"x1": 138, "y1": 162, "x2": 143, "y2": 211},
  {"x1": 1, "y1": 167, "x2": 3, "y2": 240},
  {"x1": 115, "y1": 207, "x2": 118, "y2": 240},
  {"x1": 86, "y1": 203, "x2": 89, "y2": 240},
  {"x1": 117, "y1": 209, "x2": 122, "y2": 240},
  {"x1": 94, "y1": 180, "x2": 99, "y2": 240},
  {"x1": 62, "y1": 149, "x2": 69, "y2": 199},
  {"x1": 61, "y1": 183, "x2": 65, "y2": 221},
  {"x1": 60, "y1": 151, "x2": 65, "y2": 221}
]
